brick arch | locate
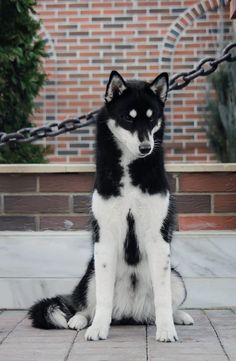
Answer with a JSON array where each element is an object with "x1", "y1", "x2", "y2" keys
[
  {"x1": 161, "y1": 0, "x2": 232, "y2": 162},
  {"x1": 160, "y1": 0, "x2": 229, "y2": 68},
  {"x1": 38, "y1": 22, "x2": 57, "y2": 61}
]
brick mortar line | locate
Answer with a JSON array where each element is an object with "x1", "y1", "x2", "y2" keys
[
  {"x1": 2, "y1": 192, "x2": 235, "y2": 196},
  {"x1": 0, "y1": 277, "x2": 83, "y2": 279},
  {"x1": 2, "y1": 191, "x2": 93, "y2": 197},
  {"x1": 203, "y1": 310, "x2": 231, "y2": 361},
  {"x1": 0, "y1": 194, "x2": 3, "y2": 214},
  {"x1": 1, "y1": 213, "x2": 90, "y2": 216},
  {"x1": 175, "y1": 192, "x2": 236, "y2": 195},
  {"x1": 211, "y1": 194, "x2": 214, "y2": 214},
  {"x1": 178, "y1": 212, "x2": 236, "y2": 216},
  {"x1": 35, "y1": 215, "x2": 40, "y2": 232},
  {"x1": 36, "y1": 176, "x2": 40, "y2": 193},
  {"x1": 1, "y1": 212, "x2": 235, "y2": 216},
  {"x1": 175, "y1": 174, "x2": 179, "y2": 193},
  {"x1": 69, "y1": 194, "x2": 74, "y2": 213}
]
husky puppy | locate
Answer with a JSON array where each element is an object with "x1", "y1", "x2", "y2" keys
[{"x1": 29, "y1": 71, "x2": 194, "y2": 342}]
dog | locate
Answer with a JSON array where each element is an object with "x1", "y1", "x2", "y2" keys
[{"x1": 29, "y1": 70, "x2": 194, "y2": 342}]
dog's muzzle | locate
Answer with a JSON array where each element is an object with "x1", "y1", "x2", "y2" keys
[{"x1": 139, "y1": 143, "x2": 151, "y2": 155}]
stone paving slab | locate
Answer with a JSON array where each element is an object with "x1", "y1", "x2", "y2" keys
[
  {"x1": 0, "y1": 309, "x2": 235, "y2": 361},
  {"x1": 205, "y1": 309, "x2": 236, "y2": 360},
  {"x1": 68, "y1": 326, "x2": 147, "y2": 361}
]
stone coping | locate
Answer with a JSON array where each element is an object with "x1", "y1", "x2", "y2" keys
[
  {"x1": 0, "y1": 230, "x2": 235, "y2": 236},
  {"x1": 0, "y1": 163, "x2": 236, "y2": 173}
]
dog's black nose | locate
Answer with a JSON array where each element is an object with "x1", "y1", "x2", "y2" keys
[{"x1": 139, "y1": 143, "x2": 151, "y2": 155}]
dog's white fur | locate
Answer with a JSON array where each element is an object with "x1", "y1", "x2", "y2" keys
[{"x1": 68, "y1": 137, "x2": 193, "y2": 342}]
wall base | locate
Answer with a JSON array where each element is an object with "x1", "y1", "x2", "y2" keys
[{"x1": 0, "y1": 231, "x2": 235, "y2": 309}]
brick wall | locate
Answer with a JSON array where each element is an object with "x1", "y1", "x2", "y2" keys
[
  {"x1": 0, "y1": 167, "x2": 235, "y2": 231},
  {"x1": 33, "y1": 0, "x2": 233, "y2": 163}
]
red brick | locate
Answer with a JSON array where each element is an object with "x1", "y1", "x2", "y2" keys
[
  {"x1": 179, "y1": 215, "x2": 236, "y2": 231},
  {"x1": 176, "y1": 195, "x2": 211, "y2": 213},
  {"x1": 40, "y1": 215, "x2": 89, "y2": 231},
  {"x1": 4, "y1": 195, "x2": 70, "y2": 214},
  {"x1": 0, "y1": 175, "x2": 36, "y2": 192},
  {"x1": 214, "y1": 194, "x2": 236, "y2": 213},
  {"x1": 39, "y1": 174, "x2": 94, "y2": 192},
  {"x1": 0, "y1": 216, "x2": 36, "y2": 231},
  {"x1": 179, "y1": 173, "x2": 236, "y2": 193},
  {"x1": 73, "y1": 195, "x2": 91, "y2": 213},
  {"x1": 33, "y1": 1, "x2": 231, "y2": 164}
]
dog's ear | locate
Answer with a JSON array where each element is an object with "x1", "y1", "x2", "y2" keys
[
  {"x1": 105, "y1": 70, "x2": 127, "y2": 103},
  {"x1": 149, "y1": 73, "x2": 169, "y2": 103}
]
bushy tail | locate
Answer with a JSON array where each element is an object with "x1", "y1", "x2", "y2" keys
[{"x1": 28, "y1": 295, "x2": 75, "y2": 329}]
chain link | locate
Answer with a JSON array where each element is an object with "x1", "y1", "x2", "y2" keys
[
  {"x1": 169, "y1": 42, "x2": 236, "y2": 90},
  {"x1": 0, "y1": 42, "x2": 236, "y2": 147}
]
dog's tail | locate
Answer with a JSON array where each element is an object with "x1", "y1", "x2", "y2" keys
[{"x1": 28, "y1": 295, "x2": 75, "y2": 329}]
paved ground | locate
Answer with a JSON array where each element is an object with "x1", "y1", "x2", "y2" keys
[{"x1": 0, "y1": 309, "x2": 235, "y2": 361}]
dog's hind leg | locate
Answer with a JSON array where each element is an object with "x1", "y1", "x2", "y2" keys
[{"x1": 171, "y1": 269, "x2": 194, "y2": 326}]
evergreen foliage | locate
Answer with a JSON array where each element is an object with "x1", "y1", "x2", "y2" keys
[
  {"x1": 205, "y1": 62, "x2": 236, "y2": 163},
  {"x1": 0, "y1": 0, "x2": 48, "y2": 163}
]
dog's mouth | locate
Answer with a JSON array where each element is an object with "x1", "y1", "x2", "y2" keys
[{"x1": 138, "y1": 150, "x2": 152, "y2": 158}]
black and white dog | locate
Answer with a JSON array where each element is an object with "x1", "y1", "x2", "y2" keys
[{"x1": 29, "y1": 71, "x2": 194, "y2": 342}]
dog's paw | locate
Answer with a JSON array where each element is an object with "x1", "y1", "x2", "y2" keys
[
  {"x1": 85, "y1": 323, "x2": 109, "y2": 341},
  {"x1": 173, "y1": 310, "x2": 194, "y2": 325},
  {"x1": 85, "y1": 324, "x2": 109, "y2": 341},
  {"x1": 68, "y1": 314, "x2": 88, "y2": 330},
  {"x1": 156, "y1": 321, "x2": 178, "y2": 342}
]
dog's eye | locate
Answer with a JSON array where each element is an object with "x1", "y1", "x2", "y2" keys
[{"x1": 122, "y1": 114, "x2": 133, "y2": 122}]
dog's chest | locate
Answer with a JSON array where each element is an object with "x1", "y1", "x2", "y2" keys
[{"x1": 92, "y1": 162, "x2": 169, "y2": 250}]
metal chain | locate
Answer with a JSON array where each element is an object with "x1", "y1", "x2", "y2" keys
[
  {"x1": 168, "y1": 42, "x2": 236, "y2": 91},
  {"x1": 0, "y1": 42, "x2": 236, "y2": 147}
]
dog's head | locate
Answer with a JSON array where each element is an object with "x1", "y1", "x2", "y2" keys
[{"x1": 104, "y1": 70, "x2": 168, "y2": 158}]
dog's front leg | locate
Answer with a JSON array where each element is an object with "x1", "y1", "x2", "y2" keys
[
  {"x1": 85, "y1": 236, "x2": 117, "y2": 341},
  {"x1": 145, "y1": 235, "x2": 178, "y2": 342}
]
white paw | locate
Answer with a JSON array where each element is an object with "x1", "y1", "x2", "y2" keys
[
  {"x1": 68, "y1": 314, "x2": 88, "y2": 330},
  {"x1": 174, "y1": 310, "x2": 194, "y2": 325},
  {"x1": 156, "y1": 321, "x2": 178, "y2": 342},
  {"x1": 49, "y1": 309, "x2": 68, "y2": 329},
  {"x1": 85, "y1": 323, "x2": 109, "y2": 341}
]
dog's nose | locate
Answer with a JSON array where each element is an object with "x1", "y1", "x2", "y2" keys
[{"x1": 139, "y1": 143, "x2": 151, "y2": 155}]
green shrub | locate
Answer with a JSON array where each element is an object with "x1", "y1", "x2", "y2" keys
[
  {"x1": 0, "y1": 0, "x2": 48, "y2": 163},
  {"x1": 205, "y1": 61, "x2": 236, "y2": 163}
]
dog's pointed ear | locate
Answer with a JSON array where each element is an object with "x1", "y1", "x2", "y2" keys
[
  {"x1": 149, "y1": 73, "x2": 169, "y2": 103},
  {"x1": 105, "y1": 70, "x2": 127, "y2": 103}
]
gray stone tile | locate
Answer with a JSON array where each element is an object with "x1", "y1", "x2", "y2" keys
[
  {"x1": 0, "y1": 342, "x2": 71, "y2": 361},
  {"x1": 0, "y1": 310, "x2": 235, "y2": 361},
  {"x1": 0, "y1": 310, "x2": 27, "y2": 343},
  {"x1": 68, "y1": 326, "x2": 146, "y2": 361},
  {"x1": 205, "y1": 309, "x2": 236, "y2": 360},
  {"x1": 147, "y1": 311, "x2": 227, "y2": 360}
]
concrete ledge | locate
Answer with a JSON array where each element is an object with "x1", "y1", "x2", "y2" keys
[
  {"x1": 0, "y1": 230, "x2": 235, "y2": 308},
  {"x1": 0, "y1": 163, "x2": 236, "y2": 173}
]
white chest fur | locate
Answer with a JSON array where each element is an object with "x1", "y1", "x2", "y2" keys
[
  {"x1": 91, "y1": 157, "x2": 170, "y2": 321},
  {"x1": 92, "y1": 156, "x2": 170, "y2": 251}
]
